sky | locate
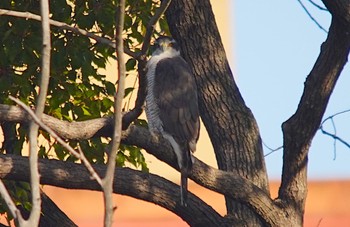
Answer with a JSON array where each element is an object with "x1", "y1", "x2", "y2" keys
[{"x1": 232, "y1": 0, "x2": 350, "y2": 180}]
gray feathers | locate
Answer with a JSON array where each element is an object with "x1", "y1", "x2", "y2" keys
[{"x1": 145, "y1": 36, "x2": 200, "y2": 206}]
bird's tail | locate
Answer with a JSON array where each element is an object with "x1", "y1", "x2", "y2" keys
[
  {"x1": 180, "y1": 147, "x2": 193, "y2": 206},
  {"x1": 180, "y1": 171, "x2": 188, "y2": 206}
]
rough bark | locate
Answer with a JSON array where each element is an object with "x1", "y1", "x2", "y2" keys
[
  {"x1": 1, "y1": 121, "x2": 77, "y2": 226},
  {"x1": 0, "y1": 0, "x2": 349, "y2": 226},
  {"x1": 279, "y1": 1, "x2": 350, "y2": 225},
  {"x1": 0, "y1": 154, "x2": 228, "y2": 227},
  {"x1": 0, "y1": 104, "x2": 114, "y2": 140},
  {"x1": 165, "y1": 0, "x2": 269, "y2": 225},
  {"x1": 0, "y1": 105, "x2": 293, "y2": 225}
]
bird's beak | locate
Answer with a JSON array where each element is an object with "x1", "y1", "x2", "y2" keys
[{"x1": 159, "y1": 42, "x2": 168, "y2": 51}]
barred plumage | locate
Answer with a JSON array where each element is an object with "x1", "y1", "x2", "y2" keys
[{"x1": 145, "y1": 36, "x2": 200, "y2": 206}]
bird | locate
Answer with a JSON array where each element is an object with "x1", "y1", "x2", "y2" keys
[{"x1": 145, "y1": 36, "x2": 200, "y2": 206}]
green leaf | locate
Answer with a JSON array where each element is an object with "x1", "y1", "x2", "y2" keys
[
  {"x1": 105, "y1": 81, "x2": 116, "y2": 95},
  {"x1": 124, "y1": 87, "x2": 134, "y2": 98},
  {"x1": 126, "y1": 58, "x2": 137, "y2": 71}
]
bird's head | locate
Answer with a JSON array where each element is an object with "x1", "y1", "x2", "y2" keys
[{"x1": 151, "y1": 36, "x2": 180, "y2": 56}]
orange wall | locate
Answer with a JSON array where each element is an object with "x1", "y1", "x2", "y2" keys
[{"x1": 41, "y1": 180, "x2": 350, "y2": 227}]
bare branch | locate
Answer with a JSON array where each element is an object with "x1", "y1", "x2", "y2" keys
[
  {"x1": 0, "y1": 104, "x2": 113, "y2": 139},
  {"x1": 121, "y1": 60, "x2": 147, "y2": 130},
  {"x1": 21, "y1": 1, "x2": 52, "y2": 225},
  {"x1": 0, "y1": 154, "x2": 228, "y2": 226},
  {"x1": 262, "y1": 141, "x2": 283, "y2": 157},
  {"x1": 319, "y1": 109, "x2": 350, "y2": 153},
  {"x1": 297, "y1": 0, "x2": 328, "y2": 33},
  {"x1": 280, "y1": 3, "x2": 350, "y2": 222},
  {"x1": 0, "y1": 9, "x2": 113, "y2": 47},
  {"x1": 0, "y1": 180, "x2": 22, "y2": 224},
  {"x1": 308, "y1": 0, "x2": 328, "y2": 11},
  {"x1": 101, "y1": 0, "x2": 127, "y2": 226},
  {"x1": 141, "y1": 0, "x2": 173, "y2": 55},
  {"x1": 9, "y1": 97, "x2": 103, "y2": 186},
  {"x1": 123, "y1": 125, "x2": 288, "y2": 226},
  {"x1": 0, "y1": 104, "x2": 287, "y2": 225},
  {"x1": 0, "y1": 9, "x2": 137, "y2": 58}
]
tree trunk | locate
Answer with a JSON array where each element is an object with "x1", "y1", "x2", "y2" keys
[{"x1": 165, "y1": 0, "x2": 269, "y2": 225}]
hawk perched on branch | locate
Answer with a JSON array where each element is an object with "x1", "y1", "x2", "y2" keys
[{"x1": 145, "y1": 36, "x2": 200, "y2": 206}]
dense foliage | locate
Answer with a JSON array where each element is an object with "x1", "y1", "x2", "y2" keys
[{"x1": 0, "y1": 0, "x2": 169, "y2": 220}]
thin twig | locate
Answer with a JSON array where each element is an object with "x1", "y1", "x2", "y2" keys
[
  {"x1": 330, "y1": 117, "x2": 337, "y2": 160},
  {"x1": 308, "y1": 0, "x2": 328, "y2": 11},
  {"x1": 141, "y1": 0, "x2": 172, "y2": 55},
  {"x1": 319, "y1": 127, "x2": 350, "y2": 149},
  {"x1": 9, "y1": 96, "x2": 103, "y2": 186},
  {"x1": 262, "y1": 141, "x2": 283, "y2": 157},
  {"x1": 321, "y1": 109, "x2": 350, "y2": 125},
  {"x1": 0, "y1": 180, "x2": 22, "y2": 225},
  {"x1": 102, "y1": 0, "x2": 126, "y2": 226},
  {"x1": 0, "y1": 9, "x2": 137, "y2": 58},
  {"x1": 297, "y1": 0, "x2": 328, "y2": 33},
  {"x1": 319, "y1": 109, "x2": 350, "y2": 158}
]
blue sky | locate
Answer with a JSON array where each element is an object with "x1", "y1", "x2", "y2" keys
[{"x1": 232, "y1": 0, "x2": 350, "y2": 180}]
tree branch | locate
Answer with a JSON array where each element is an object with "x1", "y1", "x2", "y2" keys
[
  {"x1": 0, "y1": 180, "x2": 21, "y2": 222},
  {"x1": 297, "y1": 0, "x2": 327, "y2": 33},
  {"x1": 0, "y1": 104, "x2": 114, "y2": 140},
  {"x1": 8, "y1": 98, "x2": 103, "y2": 187},
  {"x1": 123, "y1": 125, "x2": 288, "y2": 226},
  {"x1": 19, "y1": 1, "x2": 52, "y2": 225},
  {"x1": 319, "y1": 109, "x2": 350, "y2": 150},
  {"x1": 101, "y1": 0, "x2": 127, "y2": 225},
  {"x1": 122, "y1": 0, "x2": 172, "y2": 129},
  {"x1": 0, "y1": 9, "x2": 136, "y2": 58},
  {"x1": 0, "y1": 104, "x2": 288, "y2": 225},
  {"x1": 140, "y1": 0, "x2": 172, "y2": 55},
  {"x1": 280, "y1": 1, "x2": 350, "y2": 223},
  {"x1": 0, "y1": 154, "x2": 227, "y2": 226}
]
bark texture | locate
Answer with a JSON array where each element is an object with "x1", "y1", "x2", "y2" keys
[
  {"x1": 165, "y1": 0, "x2": 269, "y2": 225},
  {"x1": 0, "y1": 0, "x2": 349, "y2": 226},
  {"x1": 279, "y1": 0, "x2": 350, "y2": 225},
  {"x1": 0, "y1": 154, "x2": 227, "y2": 227}
]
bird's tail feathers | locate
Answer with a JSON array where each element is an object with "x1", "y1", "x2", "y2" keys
[
  {"x1": 180, "y1": 145, "x2": 192, "y2": 207},
  {"x1": 180, "y1": 171, "x2": 188, "y2": 206}
]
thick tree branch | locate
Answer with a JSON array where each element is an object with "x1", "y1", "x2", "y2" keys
[
  {"x1": 322, "y1": 0, "x2": 350, "y2": 24},
  {"x1": 123, "y1": 125, "x2": 288, "y2": 226},
  {"x1": 8, "y1": 99, "x2": 103, "y2": 187},
  {"x1": 280, "y1": 1, "x2": 350, "y2": 224},
  {"x1": 164, "y1": 0, "x2": 270, "y2": 225},
  {"x1": 0, "y1": 104, "x2": 288, "y2": 225},
  {"x1": 0, "y1": 104, "x2": 114, "y2": 140},
  {"x1": 0, "y1": 154, "x2": 227, "y2": 227}
]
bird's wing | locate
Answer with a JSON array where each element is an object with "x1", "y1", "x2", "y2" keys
[{"x1": 154, "y1": 56, "x2": 200, "y2": 150}]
